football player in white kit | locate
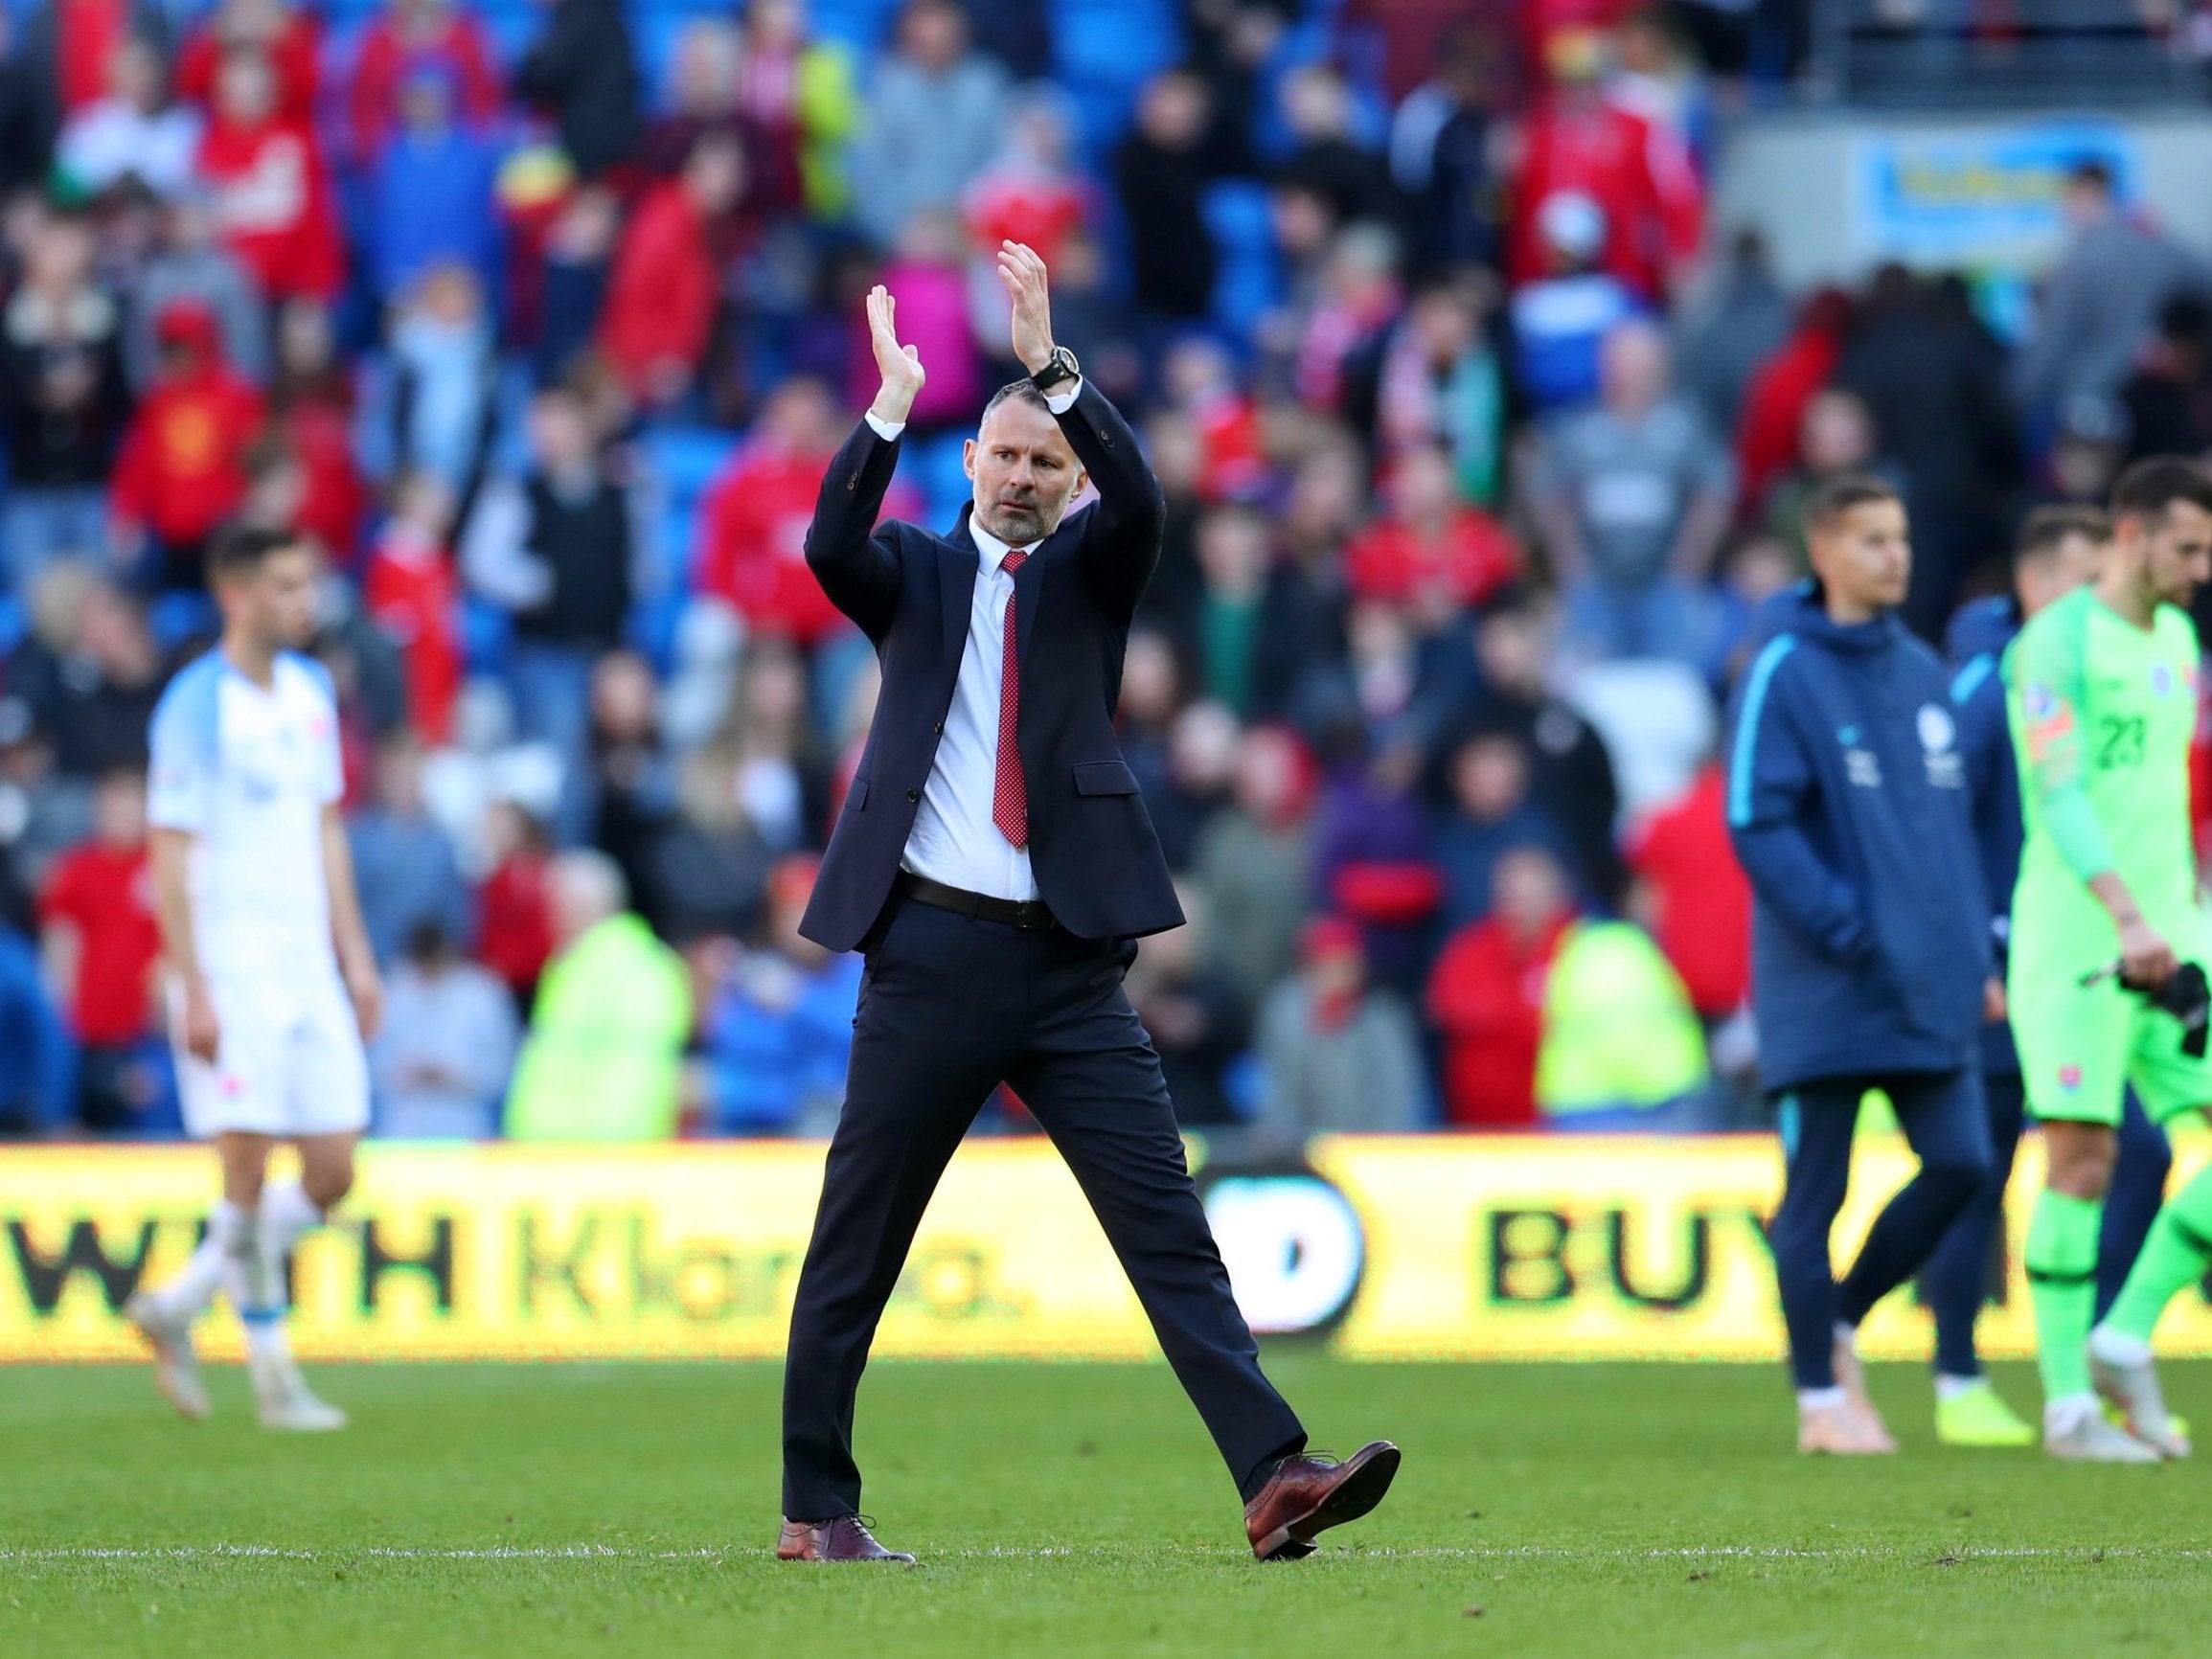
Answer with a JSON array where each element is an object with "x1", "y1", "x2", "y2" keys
[{"x1": 125, "y1": 526, "x2": 383, "y2": 1430}]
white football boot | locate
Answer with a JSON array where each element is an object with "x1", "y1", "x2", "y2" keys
[
  {"x1": 253, "y1": 1356, "x2": 348, "y2": 1433},
  {"x1": 125, "y1": 1293, "x2": 210, "y2": 1422}
]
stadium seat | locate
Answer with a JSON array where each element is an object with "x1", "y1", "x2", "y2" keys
[
  {"x1": 809, "y1": 0, "x2": 901, "y2": 53},
  {"x1": 1202, "y1": 180, "x2": 1283, "y2": 336},
  {"x1": 637, "y1": 424, "x2": 736, "y2": 510},
  {"x1": 460, "y1": 594, "x2": 513, "y2": 677},
  {"x1": 909, "y1": 432, "x2": 975, "y2": 529}
]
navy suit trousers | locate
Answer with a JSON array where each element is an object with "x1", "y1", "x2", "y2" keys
[{"x1": 780, "y1": 897, "x2": 1308, "y2": 1520}]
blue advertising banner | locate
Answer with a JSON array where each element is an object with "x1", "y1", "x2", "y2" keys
[{"x1": 1852, "y1": 122, "x2": 2138, "y2": 267}]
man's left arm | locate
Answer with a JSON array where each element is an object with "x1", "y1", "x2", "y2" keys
[
  {"x1": 322, "y1": 805, "x2": 383, "y2": 1042},
  {"x1": 1052, "y1": 379, "x2": 1167, "y2": 621},
  {"x1": 999, "y1": 239, "x2": 1166, "y2": 623}
]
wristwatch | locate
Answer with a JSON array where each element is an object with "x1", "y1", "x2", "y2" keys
[{"x1": 1029, "y1": 346, "x2": 1081, "y2": 393}]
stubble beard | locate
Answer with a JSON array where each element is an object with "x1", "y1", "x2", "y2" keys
[{"x1": 980, "y1": 499, "x2": 1058, "y2": 546}]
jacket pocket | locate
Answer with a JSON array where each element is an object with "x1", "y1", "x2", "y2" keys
[
  {"x1": 845, "y1": 777, "x2": 870, "y2": 811},
  {"x1": 1071, "y1": 760, "x2": 1139, "y2": 796}
]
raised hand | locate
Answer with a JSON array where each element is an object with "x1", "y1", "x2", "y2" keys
[
  {"x1": 996, "y1": 240, "x2": 1056, "y2": 375},
  {"x1": 867, "y1": 284, "x2": 924, "y2": 423}
]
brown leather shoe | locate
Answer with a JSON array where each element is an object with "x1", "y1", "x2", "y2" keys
[
  {"x1": 775, "y1": 1515, "x2": 917, "y2": 1564},
  {"x1": 1243, "y1": 1442, "x2": 1402, "y2": 1560}
]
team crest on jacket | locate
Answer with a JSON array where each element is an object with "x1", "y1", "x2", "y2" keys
[{"x1": 1919, "y1": 703, "x2": 1962, "y2": 787}]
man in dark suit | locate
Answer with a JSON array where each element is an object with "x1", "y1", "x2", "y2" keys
[{"x1": 775, "y1": 243, "x2": 1400, "y2": 1565}]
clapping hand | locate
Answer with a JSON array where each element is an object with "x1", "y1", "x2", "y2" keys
[
  {"x1": 867, "y1": 284, "x2": 924, "y2": 425},
  {"x1": 996, "y1": 240, "x2": 1057, "y2": 375}
]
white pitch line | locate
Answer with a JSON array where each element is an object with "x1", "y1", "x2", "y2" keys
[{"x1": 3, "y1": 1544, "x2": 2209, "y2": 1565}]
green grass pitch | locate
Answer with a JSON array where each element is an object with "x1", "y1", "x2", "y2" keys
[{"x1": 2, "y1": 1352, "x2": 2205, "y2": 1657}]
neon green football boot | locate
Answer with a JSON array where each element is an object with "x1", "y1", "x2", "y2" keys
[{"x1": 1936, "y1": 1381, "x2": 2038, "y2": 1447}]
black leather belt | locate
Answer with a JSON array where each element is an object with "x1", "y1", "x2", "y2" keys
[{"x1": 894, "y1": 871, "x2": 1060, "y2": 931}]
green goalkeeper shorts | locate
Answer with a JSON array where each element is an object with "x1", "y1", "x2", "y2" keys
[{"x1": 2010, "y1": 965, "x2": 2212, "y2": 1127}]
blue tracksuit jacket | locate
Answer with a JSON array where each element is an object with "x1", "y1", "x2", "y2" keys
[
  {"x1": 1725, "y1": 583, "x2": 1992, "y2": 1090},
  {"x1": 1944, "y1": 594, "x2": 2023, "y2": 1078}
]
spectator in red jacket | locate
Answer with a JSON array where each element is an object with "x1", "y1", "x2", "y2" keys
[
  {"x1": 366, "y1": 472, "x2": 462, "y2": 745},
  {"x1": 598, "y1": 129, "x2": 747, "y2": 409},
  {"x1": 1344, "y1": 443, "x2": 1521, "y2": 629},
  {"x1": 1163, "y1": 336, "x2": 1267, "y2": 505},
  {"x1": 477, "y1": 800, "x2": 557, "y2": 1011},
  {"x1": 1733, "y1": 284, "x2": 1856, "y2": 512},
  {"x1": 1427, "y1": 841, "x2": 1577, "y2": 1129},
  {"x1": 108, "y1": 298, "x2": 263, "y2": 589},
  {"x1": 37, "y1": 768, "x2": 161, "y2": 1129},
  {"x1": 175, "y1": 0, "x2": 321, "y2": 122},
  {"x1": 269, "y1": 299, "x2": 365, "y2": 564},
  {"x1": 963, "y1": 85, "x2": 1093, "y2": 365},
  {"x1": 345, "y1": 0, "x2": 502, "y2": 164},
  {"x1": 1506, "y1": 28, "x2": 1701, "y2": 301},
  {"x1": 194, "y1": 46, "x2": 346, "y2": 303},
  {"x1": 1624, "y1": 761, "x2": 1749, "y2": 1020},
  {"x1": 694, "y1": 375, "x2": 923, "y2": 648}
]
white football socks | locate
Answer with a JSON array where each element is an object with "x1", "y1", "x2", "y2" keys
[
  {"x1": 2044, "y1": 1392, "x2": 2100, "y2": 1433},
  {"x1": 259, "y1": 1180, "x2": 325, "y2": 1259},
  {"x1": 153, "y1": 1200, "x2": 243, "y2": 1320}
]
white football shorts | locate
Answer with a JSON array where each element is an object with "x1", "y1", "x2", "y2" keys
[{"x1": 171, "y1": 972, "x2": 371, "y2": 1141}]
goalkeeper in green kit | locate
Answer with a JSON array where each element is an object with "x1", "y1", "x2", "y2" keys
[{"x1": 2008, "y1": 457, "x2": 2212, "y2": 1462}]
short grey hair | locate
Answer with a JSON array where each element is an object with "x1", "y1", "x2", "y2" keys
[
  {"x1": 980, "y1": 379, "x2": 1053, "y2": 426},
  {"x1": 549, "y1": 850, "x2": 627, "y2": 928}
]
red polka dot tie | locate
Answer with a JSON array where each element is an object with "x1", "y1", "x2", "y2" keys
[{"x1": 992, "y1": 549, "x2": 1029, "y2": 848}]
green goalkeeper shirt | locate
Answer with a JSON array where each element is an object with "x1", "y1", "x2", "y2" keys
[{"x1": 2005, "y1": 585, "x2": 2201, "y2": 976}]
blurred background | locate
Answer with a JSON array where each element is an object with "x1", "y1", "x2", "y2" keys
[{"x1": 4, "y1": 0, "x2": 2212, "y2": 1153}]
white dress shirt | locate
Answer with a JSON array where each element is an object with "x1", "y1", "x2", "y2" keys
[{"x1": 863, "y1": 378, "x2": 1081, "y2": 900}]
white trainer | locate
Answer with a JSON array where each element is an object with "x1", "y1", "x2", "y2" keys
[
  {"x1": 253, "y1": 1362, "x2": 348, "y2": 1433},
  {"x1": 2045, "y1": 1409, "x2": 2161, "y2": 1463},
  {"x1": 125, "y1": 1293, "x2": 210, "y2": 1422},
  {"x1": 2089, "y1": 1340, "x2": 2193, "y2": 1460}
]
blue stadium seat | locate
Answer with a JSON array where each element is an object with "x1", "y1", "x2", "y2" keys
[
  {"x1": 810, "y1": 0, "x2": 901, "y2": 53},
  {"x1": 148, "y1": 592, "x2": 218, "y2": 651},
  {"x1": 638, "y1": 425, "x2": 738, "y2": 514},
  {"x1": 626, "y1": 582, "x2": 689, "y2": 671},
  {"x1": 910, "y1": 432, "x2": 974, "y2": 529},
  {"x1": 636, "y1": 422, "x2": 738, "y2": 616},
  {"x1": 461, "y1": 594, "x2": 513, "y2": 676},
  {"x1": 1203, "y1": 180, "x2": 1283, "y2": 335}
]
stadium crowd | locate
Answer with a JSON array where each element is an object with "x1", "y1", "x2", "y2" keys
[{"x1": 0, "y1": 0, "x2": 2201, "y2": 1144}]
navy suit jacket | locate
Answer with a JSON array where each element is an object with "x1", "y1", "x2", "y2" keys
[{"x1": 798, "y1": 381, "x2": 1185, "y2": 952}]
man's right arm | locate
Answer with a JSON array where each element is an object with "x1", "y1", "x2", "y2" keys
[
  {"x1": 149, "y1": 828, "x2": 218, "y2": 1062},
  {"x1": 1725, "y1": 643, "x2": 1877, "y2": 965},
  {"x1": 804, "y1": 283, "x2": 924, "y2": 642},
  {"x1": 802, "y1": 418, "x2": 905, "y2": 642},
  {"x1": 148, "y1": 673, "x2": 221, "y2": 1061}
]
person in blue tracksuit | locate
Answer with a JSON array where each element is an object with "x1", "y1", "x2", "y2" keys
[
  {"x1": 1920, "y1": 506, "x2": 2175, "y2": 1443},
  {"x1": 0, "y1": 918, "x2": 74, "y2": 1133},
  {"x1": 1726, "y1": 474, "x2": 1996, "y2": 1455}
]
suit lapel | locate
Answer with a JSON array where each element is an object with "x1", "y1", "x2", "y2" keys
[
  {"x1": 1014, "y1": 534, "x2": 1048, "y2": 667},
  {"x1": 940, "y1": 510, "x2": 979, "y2": 676}
]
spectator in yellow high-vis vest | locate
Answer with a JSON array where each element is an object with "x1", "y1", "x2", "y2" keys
[
  {"x1": 1536, "y1": 907, "x2": 1708, "y2": 1134},
  {"x1": 504, "y1": 851, "x2": 693, "y2": 1141}
]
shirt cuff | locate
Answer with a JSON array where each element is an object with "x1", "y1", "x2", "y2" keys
[
  {"x1": 863, "y1": 410, "x2": 906, "y2": 442},
  {"x1": 1045, "y1": 377, "x2": 1082, "y2": 415}
]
